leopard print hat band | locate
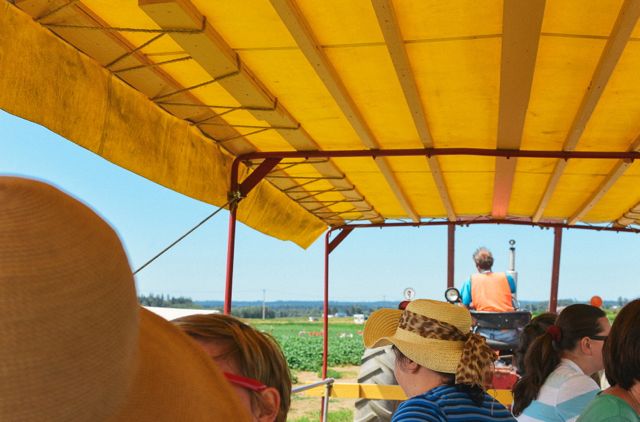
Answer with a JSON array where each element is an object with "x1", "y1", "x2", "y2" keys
[{"x1": 398, "y1": 310, "x2": 495, "y2": 386}]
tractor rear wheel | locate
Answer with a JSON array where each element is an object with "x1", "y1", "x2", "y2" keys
[{"x1": 353, "y1": 346, "x2": 400, "y2": 422}]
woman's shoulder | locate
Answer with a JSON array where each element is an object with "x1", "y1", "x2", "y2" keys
[
  {"x1": 423, "y1": 386, "x2": 514, "y2": 420},
  {"x1": 578, "y1": 393, "x2": 640, "y2": 422},
  {"x1": 549, "y1": 361, "x2": 598, "y2": 391},
  {"x1": 392, "y1": 392, "x2": 447, "y2": 422},
  {"x1": 392, "y1": 386, "x2": 515, "y2": 422}
]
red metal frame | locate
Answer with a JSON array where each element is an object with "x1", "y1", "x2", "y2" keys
[
  {"x1": 224, "y1": 158, "x2": 282, "y2": 314},
  {"x1": 549, "y1": 227, "x2": 563, "y2": 313},
  {"x1": 234, "y1": 147, "x2": 640, "y2": 162},
  {"x1": 322, "y1": 227, "x2": 355, "y2": 375},
  {"x1": 321, "y1": 231, "x2": 330, "y2": 418},
  {"x1": 224, "y1": 147, "x2": 640, "y2": 317},
  {"x1": 320, "y1": 227, "x2": 353, "y2": 418},
  {"x1": 224, "y1": 203, "x2": 237, "y2": 315},
  {"x1": 447, "y1": 224, "x2": 455, "y2": 288},
  {"x1": 237, "y1": 157, "x2": 282, "y2": 197},
  {"x1": 323, "y1": 232, "x2": 331, "y2": 380},
  {"x1": 329, "y1": 219, "x2": 640, "y2": 233}
]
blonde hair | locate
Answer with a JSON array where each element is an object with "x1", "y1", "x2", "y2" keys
[{"x1": 172, "y1": 314, "x2": 291, "y2": 422}]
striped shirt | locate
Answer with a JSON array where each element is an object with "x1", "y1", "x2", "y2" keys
[
  {"x1": 517, "y1": 359, "x2": 600, "y2": 422},
  {"x1": 391, "y1": 384, "x2": 516, "y2": 421}
]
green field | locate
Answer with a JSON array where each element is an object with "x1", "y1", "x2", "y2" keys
[
  {"x1": 246, "y1": 318, "x2": 364, "y2": 421},
  {"x1": 248, "y1": 310, "x2": 620, "y2": 374},
  {"x1": 248, "y1": 318, "x2": 365, "y2": 372}
]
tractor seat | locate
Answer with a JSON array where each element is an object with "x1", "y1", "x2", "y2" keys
[
  {"x1": 470, "y1": 310, "x2": 532, "y2": 330},
  {"x1": 470, "y1": 310, "x2": 532, "y2": 351}
]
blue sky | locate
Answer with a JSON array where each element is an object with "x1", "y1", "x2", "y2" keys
[{"x1": 1, "y1": 110, "x2": 638, "y2": 303}]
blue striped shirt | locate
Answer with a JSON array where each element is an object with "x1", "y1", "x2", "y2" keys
[{"x1": 392, "y1": 385, "x2": 516, "y2": 421}]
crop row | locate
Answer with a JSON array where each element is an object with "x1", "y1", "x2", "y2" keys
[
  {"x1": 249, "y1": 320, "x2": 366, "y2": 372},
  {"x1": 276, "y1": 335, "x2": 364, "y2": 371}
]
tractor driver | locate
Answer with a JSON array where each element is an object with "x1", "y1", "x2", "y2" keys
[
  {"x1": 460, "y1": 247, "x2": 519, "y2": 345},
  {"x1": 460, "y1": 247, "x2": 516, "y2": 312}
]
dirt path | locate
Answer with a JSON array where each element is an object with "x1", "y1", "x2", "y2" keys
[{"x1": 289, "y1": 365, "x2": 359, "y2": 420}]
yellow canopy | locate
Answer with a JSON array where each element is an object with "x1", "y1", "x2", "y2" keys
[{"x1": 3, "y1": 0, "x2": 640, "y2": 247}]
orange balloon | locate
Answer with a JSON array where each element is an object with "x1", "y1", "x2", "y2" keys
[{"x1": 590, "y1": 295, "x2": 603, "y2": 308}]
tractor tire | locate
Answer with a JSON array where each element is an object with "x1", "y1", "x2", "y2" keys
[{"x1": 354, "y1": 346, "x2": 400, "y2": 422}]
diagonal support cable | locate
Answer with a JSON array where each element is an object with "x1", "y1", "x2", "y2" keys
[{"x1": 133, "y1": 199, "x2": 233, "y2": 275}]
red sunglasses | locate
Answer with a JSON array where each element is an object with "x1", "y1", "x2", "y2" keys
[{"x1": 224, "y1": 372, "x2": 268, "y2": 392}]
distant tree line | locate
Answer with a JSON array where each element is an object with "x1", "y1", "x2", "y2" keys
[
  {"x1": 198, "y1": 300, "x2": 374, "y2": 317},
  {"x1": 519, "y1": 298, "x2": 632, "y2": 312},
  {"x1": 138, "y1": 293, "x2": 202, "y2": 308},
  {"x1": 227, "y1": 304, "x2": 367, "y2": 319},
  {"x1": 231, "y1": 306, "x2": 276, "y2": 319},
  {"x1": 228, "y1": 304, "x2": 368, "y2": 318},
  {"x1": 138, "y1": 295, "x2": 634, "y2": 317}
]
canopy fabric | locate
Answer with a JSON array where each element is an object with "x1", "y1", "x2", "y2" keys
[
  {"x1": 3, "y1": 0, "x2": 640, "y2": 245},
  {"x1": 0, "y1": 2, "x2": 325, "y2": 248}
]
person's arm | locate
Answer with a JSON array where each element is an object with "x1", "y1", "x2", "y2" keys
[
  {"x1": 460, "y1": 279, "x2": 472, "y2": 307},
  {"x1": 506, "y1": 274, "x2": 516, "y2": 293}
]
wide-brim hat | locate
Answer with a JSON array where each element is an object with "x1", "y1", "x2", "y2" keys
[
  {"x1": 364, "y1": 299, "x2": 472, "y2": 374},
  {"x1": 0, "y1": 177, "x2": 250, "y2": 421}
]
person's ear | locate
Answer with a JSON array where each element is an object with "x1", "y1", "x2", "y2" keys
[
  {"x1": 406, "y1": 359, "x2": 421, "y2": 374},
  {"x1": 579, "y1": 337, "x2": 592, "y2": 355},
  {"x1": 256, "y1": 387, "x2": 281, "y2": 422}
]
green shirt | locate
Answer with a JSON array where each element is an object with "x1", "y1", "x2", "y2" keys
[{"x1": 578, "y1": 393, "x2": 639, "y2": 422}]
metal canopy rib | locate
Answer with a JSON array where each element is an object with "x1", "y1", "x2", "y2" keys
[
  {"x1": 89, "y1": 0, "x2": 356, "y2": 225},
  {"x1": 616, "y1": 202, "x2": 640, "y2": 226},
  {"x1": 569, "y1": 135, "x2": 640, "y2": 225},
  {"x1": 270, "y1": 0, "x2": 420, "y2": 222},
  {"x1": 533, "y1": 0, "x2": 640, "y2": 222},
  {"x1": 371, "y1": 0, "x2": 455, "y2": 221},
  {"x1": 30, "y1": 0, "x2": 347, "y2": 225},
  {"x1": 492, "y1": 0, "x2": 545, "y2": 218},
  {"x1": 139, "y1": 0, "x2": 383, "y2": 224},
  {"x1": 34, "y1": 0, "x2": 255, "y2": 155}
]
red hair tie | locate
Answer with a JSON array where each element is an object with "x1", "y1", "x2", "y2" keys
[{"x1": 547, "y1": 325, "x2": 562, "y2": 342}]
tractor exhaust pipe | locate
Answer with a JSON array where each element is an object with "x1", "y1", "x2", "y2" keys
[
  {"x1": 508, "y1": 239, "x2": 516, "y2": 272},
  {"x1": 507, "y1": 239, "x2": 518, "y2": 305}
]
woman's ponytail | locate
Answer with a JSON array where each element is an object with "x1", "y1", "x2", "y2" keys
[{"x1": 512, "y1": 330, "x2": 560, "y2": 415}]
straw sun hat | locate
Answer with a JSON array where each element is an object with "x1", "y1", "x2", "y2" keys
[
  {"x1": 364, "y1": 299, "x2": 495, "y2": 386},
  {"x1": 0, "y1": 177, "x2": 250, "y2": 421}
]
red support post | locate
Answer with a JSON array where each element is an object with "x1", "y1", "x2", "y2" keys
[
  {"x1": 320, "y1": 230, "x2": 331, "y2": 419},
  {"x1": 320, "y1": 227, "x2": 353, "y2": 419},
  {"x1": 224, "y1": 203, "x2": 238, "y2": 315},
  {"x1": 322, "y1": 230, "x2": 330, "y2": 379},
  {"x1": 224, "y1": 158, "x2": 281, "y2": 315},
  {"x1": 447, "y1": 224, "x2": 455, "y2": 288},
  {"x1": 549, "y1": 226, "x2": 563, "y2": 313}
]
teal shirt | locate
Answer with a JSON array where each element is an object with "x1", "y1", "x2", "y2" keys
[{"x1": 578, "y1": 393, "x2": 640, "y2": 422}]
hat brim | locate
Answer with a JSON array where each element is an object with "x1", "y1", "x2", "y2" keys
[
  {"x1": 112, "y1": 308, "x2": 252, "y2": 421},
  {"x1": 363, "y1": 308, "x2": 464, "y2": 374},
  {"x1": 363, "y1": 308, "x2": 403, "y2": 349}
]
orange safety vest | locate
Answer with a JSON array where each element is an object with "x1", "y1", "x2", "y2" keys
[{"x1": 470, "y1": 272, "x2": 514, "y2": 312}]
